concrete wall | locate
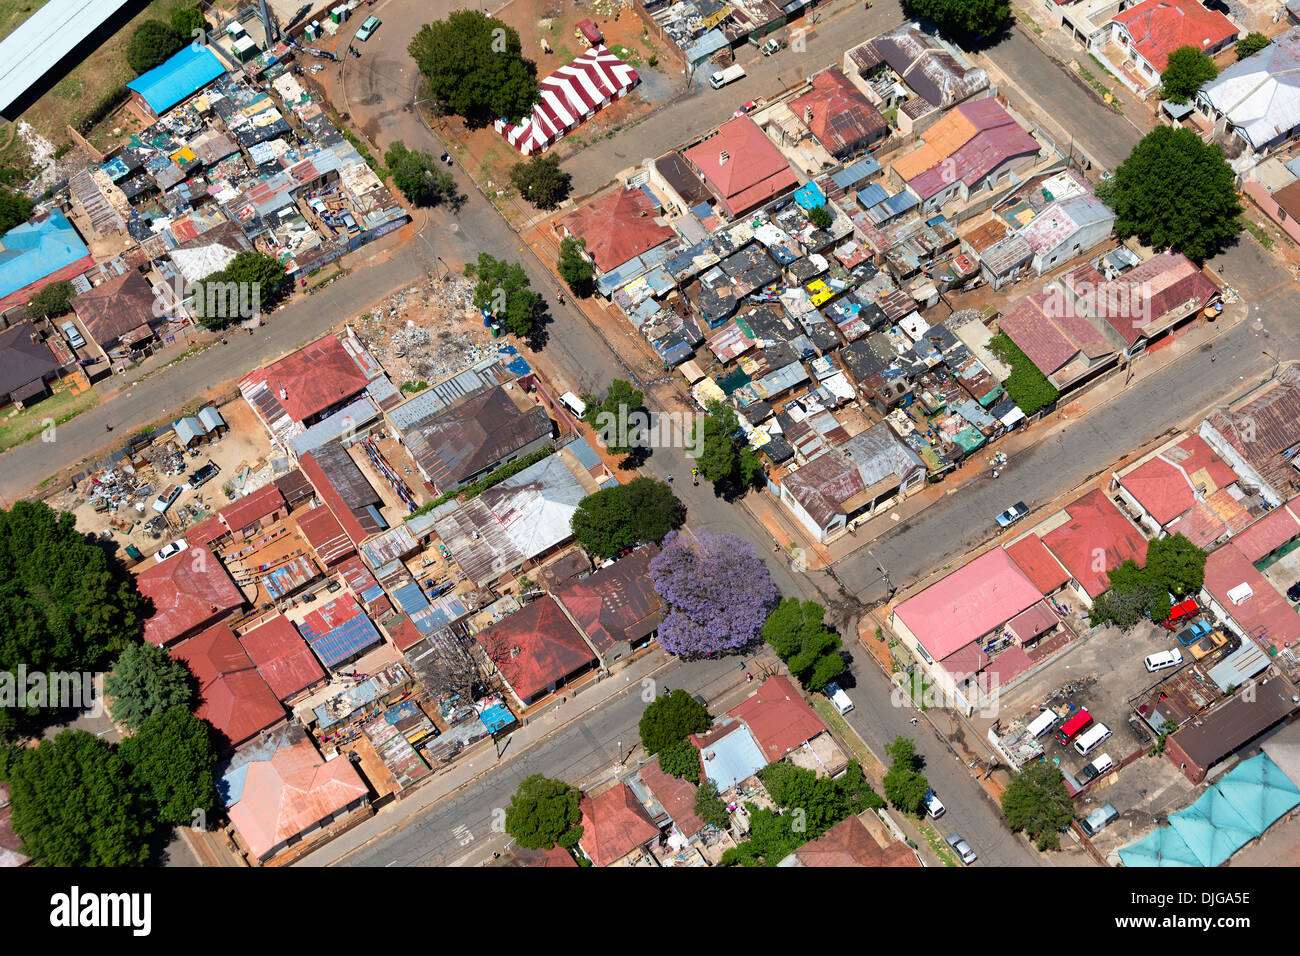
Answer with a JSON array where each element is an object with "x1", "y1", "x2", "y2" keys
[{"x1": 1244, "y1": 178, "x2": 1300, "y2": 244}]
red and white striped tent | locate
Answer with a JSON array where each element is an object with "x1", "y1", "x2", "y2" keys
[{"x1": 495, "y1": 45, "x2": 639, "y2": 156}]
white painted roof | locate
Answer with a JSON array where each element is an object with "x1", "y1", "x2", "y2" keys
[{"x1": 0, "y1": 0, "x2": 134, "y2": 116}]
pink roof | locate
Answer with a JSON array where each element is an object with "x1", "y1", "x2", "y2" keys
[
  {"x1": 1086, "y1": 252, "x2": 1216, "y2": 345},
  {"x1": 1232, "y1": 499, "x2": 1300, "y2": 564},
  {"x1": 239, "y1": 614, "x2": 326, "y2": 701},
  {"x1": 997, "y1": 288, "x2": 1114, "y2": 377},
  {"x1": 1006, "y1": 601, "x2": 1059, "y2": 643},
  {"x1": 579, "y1": 782, "x2": 659, "y2": 866},
  {"x1": 894, "y1": 548, "x2": 1043, "y2": 661},
  {"x1": 227, "y1": 736, "x2": 368, "y2": 859},
  {"x1": 170, "y1": 623, "x2": 285, "y2": 747},
  {"x1": 728, "y1": 674, "x2": 828, "y2": 762},
  {"x1": 136, "y1": 546, "x2": 244, "y2": 647},
  {"x1": 1165, "y1": 490, "x2": 1253, "y2": 549},
  {"x1": 1121, "y1": 434, "x2": 1238, "y2": 526},
  {"x1": 559, "y1": 187, "x2": 674, "y2": 272},
  {"x1": 909, "y1": 100, "x2": 1039, "y2": 200},
  {"x1": 1204, "y1": 543, "x2": 1300, "y2": 649},
  {"x1": 240, "y1": 333, "x2": 368, "y2": 424},
  {"x1": 1113, "y1": 0, "x2": 1237, "y2": 74},
  {"x1": 1003, "y1": 535, "x2": 1071, "y2": 594},
  {"x1": 1042, "y1": 489, "x2": 1149, "y2": 598},
  {"x1": 684, "y1": 116, "x2": 800, "y2": 217}
]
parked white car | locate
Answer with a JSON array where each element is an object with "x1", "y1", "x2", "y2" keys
[
  {"x1": 1144, "y1": 648, "x2": 1184, "y2": 673},
  {"x1": 154, "y1": 540, "x2": 189, "y2": 563}
]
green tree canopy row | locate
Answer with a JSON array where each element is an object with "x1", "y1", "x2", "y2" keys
[
  {"x1": 638, "y1": 689, "x2": 711, "y2": 756},
  {"x1": 511, "y1": 155, "x2": 571, "y2": 210},
  {"x1": 467, "y1": 252, "x2": 539, "y2": 339},
  {"x1": 127, "y1": 21, "x2": 186, "y2": 75},
  {"x1": 558, "y1": 236, "x2": 596, "y2": 298},
  {"x1": 694, "y1": 399, "x2": 763, "y2": 491},
  {"x1": 0, "y1": 187, "x2": 33, "y2": 234},
  {"x1": 1161, "y1": 45, "x2": 1217, "y2": 105},
  {"x1": 191, "y1": 251, "x2": 288, "y2": 330},
  {"x1": 385, "y1": 141, "x2": 455, "y2": 207},
  {"x1": 762, "y1": 598, "x2": 846, "y2": 692},
  {"x1": 1001, "y1": 759, "x2": 1074, "y2": 850},
  {"x1": 408, "y1": 11, "x2": 540, "y2": 127},
  {"x1": 570, "y1": 477, "x2": 684, "y2": 561},
  {"x1": 504, "y1": 773, "x2": 584, "y2": 849}
]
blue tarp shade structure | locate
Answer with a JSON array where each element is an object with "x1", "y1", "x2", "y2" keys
[
  {"x1": 478, "y1": 703, "x2": 515, "y2": 733},
  {"x1": 794, "y1": 181, "x2": 826, "y2": 210},
  {"x1": 127, "y1": 45, "x2": 226, "y2": 116},
  {"x1": 497, "y1": 344, "x2": 531, "y2": 376},
  {"x1": 0, "y1": 210, "x2": 90, "y2": 300},
  {"x1": 1167, "y1": 787, "x2": 1256, "y2": 867},
  {"x1": 300, "y1": 608, "x2": 382, "y2": 668},
  {"x1": 1210, "y1": 753, "x2": 1300, "y2": 836},
  {"x1": 1118, "y1": 826, "x2": 1202, "y2": 867}
]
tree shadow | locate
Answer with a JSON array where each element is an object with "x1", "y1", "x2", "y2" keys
[
  {"x1": 619, "y1": 445, "x2": 651, "y2": 470},
  {"x1": 524, "y1": 302, "x2": 552, "y2": 351}
]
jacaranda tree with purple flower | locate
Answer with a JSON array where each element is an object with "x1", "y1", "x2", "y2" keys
[{"x1": 649, "y1": 530, "x2": 776, "y2": 656}]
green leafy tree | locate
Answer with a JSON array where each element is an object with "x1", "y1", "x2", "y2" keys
[
  {"x1": 557, "y1": 236, "x2": 596, "y2": 298},
  {"x1": 191, "y1": 251, "x2": 288, "y2": 329},
  {"x1": 510, "y1": 154, "x2": 571, "y2": 209},
  {"x1": 1093, "y1": 175, "x2": 1117, "y2": 210},
  {"x1": 721, "y1": 804, "x2": 802, "y2": 866},
  {"x1": 807, "y1": 204, "x2": 833, "y2": 230},
  {"x1": 694, "y1": 779, "x2": 731, "y2": 829},
  {"x1": 1144, "y1": 532, "x2": 1206, "y2": 597},
  {"x1": 1236, "y1": 32, "x2": 1270, "y2": 61},
  {"x1": 582, "y1": 378, "x2": 646, "y2": 454},
  {"x1": 119, "y1": 706, "x2": 218, "y2": 826},
  {"x1": 468, "y1": 252, "x2": 540, "y2": 339},
  {"x1": 1108, "y1": 126, "x2": 1241, "y2": 263},
  {"x1": 883, "y1": 736, "x2": 930, "y2": 815},
  {"x1": 6, "y1": 730, "x2": 150, "y2": 865},
  {"x1": 1001, "y1": 759, "x2": 1074, "y2": 851},
  {"x1": 759, "y1": 762, "x2": 848, "y2": 833},
  {"x1": 408, "y1": 11, "x2": 539, "y2": 127},
  {"x1": 989, "y1": 332, "x2": 1059, "y2": 415},
  {"x1": 0, "y1": 186, "x2": 33, "y2": 233},
  {"x1": 658, "y1": 739, "x2": 701, "y2": 783},
  {"x1": 170, "y1": 6, "x2": 207, "y2": 37},
  {"x1": 104, "y1": 642, "x2": 196, "y2": 731},
  {"x1": 385, "y1": 140, "x2": 455, "y2": 207},
  {"x1": 837, "y1": 761, "x2": 885, "y2": 813},
  {"x1": 504, "y1": 774, "x2": 584, "y2": 849},
  {"x1": 0, "y1": 502, "x2": 145, "y2": 734},
  {"x1": 762, "y1": 599, "x2": 846, "y2": 691},
  {"x1": 127, "y1": 20, "x2": 185, "y2": 75},
  {"x1": 28, "y1": 280, "x2": 74, "y2": 320},
  {"x1": 570, "y1": 478, "x2": 684, "y2": 560},
  {"x1": 901, "y1": 0, "x2": 1009, "y2": 41},
  {"x1": 694, "y1": 399, "x2": 762, "y2": 491},
  {"x1": 1089, "y1": 560, "x2": 1172, "y2": 629},
  {"x1": 638, "y1": 689, "x2": 710, "y2": 755},
  {"x1": 1151, "y1": 718, "x2": 1179, "y2": 756},
  {"x1": 1161, "y1": 45, "x2": 1218, "y2": 104}
]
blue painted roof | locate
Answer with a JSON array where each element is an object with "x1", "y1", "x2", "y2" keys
[
  {"x1": 0, "y1": 210, "x2": 90, "y2": 300},
  {"x1": 856, "y1": 184, "x2": 889, "y2": 209},
  {"x1": 882, "y1": 191, "x2": 918, "y2": 216},
  {"x1": 173, "y1": 416, "x2": 204, "y2": 446},
  {"x1": 794, "y1": 180, "x2": 826, "y2": 210},
  {"x1": 299, "y1": 604, "x2": 381, "y2": 668},
  {"x1": 127, "y1": 45, "x2": 225, "y2": 115},
  {"x1": 568, "y1": 436, "x2": 601, "y2": 471},
  {"x1": 831, "y1": 157, "x2": 881, "y2": 190}
]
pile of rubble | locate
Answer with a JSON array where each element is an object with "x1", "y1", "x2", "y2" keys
[{"x1": 351, "y1": 275, "x2": 496, "y2": 386}]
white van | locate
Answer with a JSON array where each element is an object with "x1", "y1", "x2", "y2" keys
[
  {"x1": 1025, "y1": 707, "x2": 1060, "y2": 740},
  {"x1": 1080, "y1": 752, "x2": 1113, "y2": 782},
  {"x1": 559, "y1": 391, "x2": 587, "y2": 418},
  {"x1": 1074, "y1": 722, "x2": 1112, "y2": 756},
  {"x1": 923, "y1": 790, "x2": 945, "y2": 818},
  {"x1": 1144, "y1": 648, "x2": 1183, "y2": 673},
  {"x1": 826, "y1": 682, "x2": 853, "y2": 715}
]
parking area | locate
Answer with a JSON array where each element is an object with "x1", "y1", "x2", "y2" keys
[
  {"x1": 999, "y1": 620, "x2": 1175, "y2": 778},
  {"x1": 1082, "y1": 752, "x2": 1198, "y2": 863},
  {"x1": 1262, "y1": 544, "x2": 1300, "y2": 607}
]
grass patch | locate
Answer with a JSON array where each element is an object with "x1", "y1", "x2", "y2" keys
[
  {"x1": 1243, "y1": 219, "x2": 1276, "y2": 250},
  {"x1": 902, "y1": 670, "x2": 931, "y2": 711},
  {"x1": 0, "y1": 0, "x2": 47, "y2": 43},
  {"x1": 0, "y1": 386, "x2": 99, "y2": 453},
  {"x1": 989, "y1": 332, "x2": 1059, "y2": 415},
  {"x1": 810, "y1": 697, "x2": 886, "y2": 780},
  {"x1": 917, "y1": 820, "x2": 961, "y2": 867}
]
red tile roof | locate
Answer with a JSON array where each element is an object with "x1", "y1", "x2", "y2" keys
[
  {"x1": 1204, "y1": 543, "x2": 1300, "y2": 649},
  {"x1": 1232, "y1": 499, "x2": 1300, "y2": 564},
  {"x1": 295, "y1": 504, "x2": 356, "y2": 566},
  {"x1": 683, "y1": 117, "x2": 800, "y2": 218},
  {"x1": 136, "y1": 546, "x2": 244, "y2": 647},
  {"x1": 1003, "y1": 535, "x2": 1071, "y2": 595},
  {"x1": 893, "y1": 548, "x2": 1043, "y2": 661},
  {"x1": 1113, "y1": 0, "x2": 1237, "y2": 74},
  {"x1": 554, "y1": 546, "x2": 664, "y2": 656},
  {"x1": 476, "y1": 595, "x2": 597, "y2": 703},
  {"x1": 997, "y1": 287, "x2": 1115, "y2": 377},
  {"x1": 186, "y1": 515, "x2": 226, "y2": 549},
  {"x1": 728, "y1": 675, "x2": 828, "y2": 763},
  {"x1": 638, "y1": 756, "x2": 706, "y2": 838},
  {"x1": 298, "y1": 451, "x2": 371, "y2": 548},
  {"x1": 1121, "y1": 434, "x2": 1238, "y2": 525},
  {"x1": 579, "y1": 782, "x2": 659, "y2": 866},
  {"x1": 171, "y1": 623, "x2": 285, "y2": 747},
  {"x1": 788, "y1": 815, "x2": 920, "y2": 867},
  {"x1": 1086, "y1": 252, "x2": 1216, "y2": 345},
  {"x1": 1042, "y1": 489, "x2": 1149, "y2": 598},
  {"x1": 790, "y1": 68, "x2": 888, "y2": 156},
  {"x1": 240, "y1": 333, "x2": 368, "y2": 424},
  {"x1": 227, "y1": 735, "x2": 368, "y2": 860},
  {"x1": 239, "y1": 614, "x2": 326, "y2": 701},
  {"x1": 559, "y1": 187, "x2": 675, "y2": 272},
  {"x1": 218, "y1": 482, "x2": 285, "y2": 535}
]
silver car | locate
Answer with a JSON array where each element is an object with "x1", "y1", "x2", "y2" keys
[{"x1": 946, "y1": 832, "x2": 977, "y2": 865}]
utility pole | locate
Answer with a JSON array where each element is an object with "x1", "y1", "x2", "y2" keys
[{"x1": 867, "y1": 548, "x2": 894, "y2": 601}]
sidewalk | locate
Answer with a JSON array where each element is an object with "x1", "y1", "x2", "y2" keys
[
  {"x1": 745, "y1": 300, "x2": 1250, "y2": 569},
  {"x1": 295, "y1": 647, "x2": 680, "y2": 866}
]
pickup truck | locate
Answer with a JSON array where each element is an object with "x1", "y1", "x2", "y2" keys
[
  {"x1": 709, "y1": 64, "x2": 746, "y2": 89},
  {"x1": 1175, "y1": 619, "x2": 1213, "y2": 646}
]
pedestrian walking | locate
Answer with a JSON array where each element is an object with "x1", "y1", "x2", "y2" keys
[
  {"x1": 910, "y1": 716, "x2": 918, "y2": 725},
  {"x1": 220, "y1": 337, "x2": 227, "y2": 345},
  {"x1": 1218, "y1": 265, "x2": 1224, "y2": 275},
  {"x1": 667, "y1": 475, "x2": 673, "y2": 483},
  {"x1": 105, "y1": 424, "x2": 113, "y2": 432}
]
